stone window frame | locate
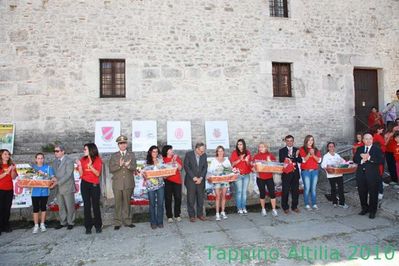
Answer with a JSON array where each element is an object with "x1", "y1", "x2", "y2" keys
[
  {"x1": 272, "y1": 62, "x2": 292, "y2": 97},
  {"x1": 269, "y1": 0, "x2": 289, "y2": 18},
  {"x1": 99, "y1": 59, "x2": 126, "y2": 98}
]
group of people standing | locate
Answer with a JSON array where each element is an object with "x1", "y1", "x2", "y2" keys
[{"x1": 0, "y1": 128, "x2": 387, "y2": 235}]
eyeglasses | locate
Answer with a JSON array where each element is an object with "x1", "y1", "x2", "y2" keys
[{"x1": 54, "y1": 150, "x2": 61, "y2": 153}]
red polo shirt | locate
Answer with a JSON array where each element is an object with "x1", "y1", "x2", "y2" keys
[
  {"x1": 386, "y1": 138, "x2": 397, "y2": 153},
  {"x1": 80, "y1": 157, "x2": 102, "y2": 184},
  {"x1": 252, "y1": 152, "x2": 276, "y2": 180},
  {"x1": 230, "y1": 150, "x2": 252, "y2": 175},
  {"x1": 352, "y1": 142, "x2": 364, "y2": 157},
  {"x1": 163, "y1": 156, "x2": 182, "y2": 184},
  {"x1": 299, "y1": 147, "x2": 321, "y2": 170},
  {"x1": 0, "y1": 164, "x2": 17, "y2": 190},
  {"x1": 373, "y1": 133, "x2": 386, "y2": 153}
]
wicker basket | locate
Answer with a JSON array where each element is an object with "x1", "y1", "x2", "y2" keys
[
  {"x1": 326, "y1": 165, "x2": 357, "y2": 175},
  {"x1": 17, "y1": 179, "x2": 53, "y2": 188},
  {"x1": 208, "y1": 174, "x2": 238, "y2": 184},
  {"x1": 144, "y1": 168, "x2": 177, "y2": 178},
  {"x1": 254, "y1": 162, "x2": 284, "y2": 174}
]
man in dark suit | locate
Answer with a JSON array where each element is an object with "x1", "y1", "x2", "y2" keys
[
  {"x1": 353, "y1": 133, "x2": 384, "y2": 219},
  {"x1": 184, "y1": 142, "x2": 207, "y2": 222},
  {"x1": 279, "y1": 135, "x2": 302, "y2": 214}
]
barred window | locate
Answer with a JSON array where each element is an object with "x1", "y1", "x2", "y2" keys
[
  {"x1": 269, "y1": 0, "x2": 288, "y2": 17},
  {"x1": 272, "y1": 62, "x2": 292, "y2": 97},
  {"x1": 100, "y1": 59, "x2": 125, "y2": 98}
]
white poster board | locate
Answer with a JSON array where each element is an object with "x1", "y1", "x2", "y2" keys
[
  {"x1": 132, "y1": 120, "x2": 157, "y2": 152},
  {"x1": 0, "y1": 123, "x2": 15, "y2": 154},
  {"x1": 205, "y1": 121, "x2": 230, "y2": 150},
  {"x1": 95, "y1": 121, "x2": 121, "y2": 153},
  {"x1": 167, "y1": 121, "x2": 192, "y2": 150}
]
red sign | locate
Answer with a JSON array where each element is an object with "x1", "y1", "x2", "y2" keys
[
  {"x1": 101, "y1": 127, "x2": 114, "y2": 142},
  {"x1": 175, "y1": 128, "x2": 184, "y2": 139}
]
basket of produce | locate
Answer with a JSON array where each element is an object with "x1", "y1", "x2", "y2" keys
[
  {"x1": 254, "y1": 161, "x2": 284, "y2": 174},
  {"x1": 326, "y1": 164, "x2": 357, "y2": 175},
  {"x1": 16, "y1": 170, "x2": 54, "y2": 188},
  {"x1": 208, "y1": 173, "x2": 239, "y2": 183},
  {"x1": 143, "y1": 163, "x2": 177, "y2": 178}
]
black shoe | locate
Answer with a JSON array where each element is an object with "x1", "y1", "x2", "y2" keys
[
  {"x1": 369, "y1": 213, "x2": 376, "y2": 219},
  {"x1": 85, "y1": 229, "x2": 92, "y2": 234},
  {"x1": 95, "y1": 228, "x2": 102, "y2": 233},
  {"x1": 67, "y1": 225, "x2": 74, "y2": 230},
  {"x1": 114, "y1": 226, "x2": 120, "y2": 230},
  {"x1": 358, "y1": 210, "x2": 368, "y2": 215},
  {"x1": 55, "y1": 224, "x2": 65, "y2": 230},
  {"x1": 126, "y1": 224, "x2": 135, "y2": 228}
]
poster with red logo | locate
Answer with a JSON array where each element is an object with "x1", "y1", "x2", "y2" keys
[
  {"x1": 132, "y1": 120, "x2": 157, "y2": 152},
  {"x1": 167, "y1": 121, "x2": 192, "y2": 150},
  {"x1": 95, "y1": 121, "x2": 121, "y2": 153},
  {"x1": 205, "y1": 121, "x2": 230, "y2": 149}
]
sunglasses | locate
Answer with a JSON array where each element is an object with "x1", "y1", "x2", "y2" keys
[{"x1": 54, "y1": 150, "x2": 61, "y2": 153}]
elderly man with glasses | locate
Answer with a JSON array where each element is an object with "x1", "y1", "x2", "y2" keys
[
  {"x1": 383, "y1": 89, "x2": 399, "y2": 119},
  {"x1": 52, "y1": 144, "x2": 76, "y2": 230}
]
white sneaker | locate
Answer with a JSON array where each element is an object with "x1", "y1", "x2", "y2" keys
[
  {"x1": 242, "y1": 209, "x2": 248, "y2": 215},
  {"x1": 32, "y1": 225, "x2": 39, "y2": 234},
  {"x1": 312, "y1": 205, "x2": 318, "y2": 210},
  {"x1": 305, "y1": 205, "x2": 311, "y2": 210},
  {"x1": 215, "y1": 213, "x2": 221, "y2": 221},
  {"x1": 394, "y1": 185, "x2": 399, "y2": 189},
  {"x1": 40, "y1": 223, "x2": 47, "y2": 232},
  {"x1": 167, "y1": 218, "x2": 174, "y2": 223},
  {"x1": 378, "y1": 193, "x2": 383, "y2": 200},
  {"x1": 220, "y1": 212, "x2": 228, "y2": 219},
  {"x1": 272, "y1": 209, "x2": 278, "y2": 217},
  {"x1": 339, "y1": 204, "x2": 349, "y2": 209},
  {"x1": 382, "y1": 182, "x2": 389, "y2": 187},
  {"x1": 333, "y1": 204, "x2": 338, "y2": 208},
  {"x1": 261, "y1": 208, "x2": 267, "y2": 216},
  {"x1": 237, "y1": 209, "x2": 243, "y2": 215},
  {"x1": 176, "y1": 217, "x2": 182, "y2": 222},
  {"x1": 389, "y1": 181, "x2": 397, "y2": 185}
]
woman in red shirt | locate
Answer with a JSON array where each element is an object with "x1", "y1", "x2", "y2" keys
[
  {"x1": 368, "y1": 106, "x2": 384, "y2": 128},
  {"x1": 352, "y1": 133, "x2": 364, "y2": 159},
  {"x1": 162, "y1": 145, "x2": 183, "y2": 223},
  {"x1": 0, "y1": 149, "x2": 17, "y2": 234},
  {"x1": 385, "y1": 124, "x2": 398, "y2": 184},
  {"x1": 77, "y1": 143, "x2": 103, "y2": 234},
  {"x1": 252, "y1": 143, "x2": 278, "y2": 217},
  {"x1": 299, "y1": 135, "x2": 321, "y2": 210},
  {"x1": 229, "y1": 139, "x2": 251, "y2": 215}
]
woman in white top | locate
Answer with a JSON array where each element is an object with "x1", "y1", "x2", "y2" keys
[
  {"x1": 321, "y1": 142, "x2": 349, "y2": 208},
  {"x1": 207, "y1": 145, "x2": 231, "y2": 221}
]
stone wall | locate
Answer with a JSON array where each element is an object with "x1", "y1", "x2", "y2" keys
[{"x1": 0, "y1": 0, "x2": 398, "y2": 154}]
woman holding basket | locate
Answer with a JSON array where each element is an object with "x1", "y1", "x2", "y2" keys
[
  {"x1": 252, "y1": 143, "x2": 278, "y2": 217},
  {"x1": 143, "y1": 145, "x2": 165, "y2": 229},
  {"x1": 0, "y1": 149, "x2": 17, "y2": 235},
  {"x1": 207, "y1": 145, "x2": 231, "y2": 221},
  {"x1": 31, "y1": 153, "x2": 57, "y2": 234}
]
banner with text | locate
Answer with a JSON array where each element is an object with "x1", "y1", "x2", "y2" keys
[
  {"x1": 0, "y1": 123, "x2": 15, "y2": 154},
  {"x1": 95, "y1": 121, "x2": 121, "y2": 153},
  {"x1": 205, "y1": 121, "x2": 230, "y2": 150},
  {"x1": 132, "y1": 120, "x2": 157, "y2": 152},
  {"x1": 167, "y1": 121, "x2": 192, "y2": 150}
]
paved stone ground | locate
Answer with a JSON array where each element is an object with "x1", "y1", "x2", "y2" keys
[{"x1": 1, "y1": 176, "x2": 399, "y2": 266}]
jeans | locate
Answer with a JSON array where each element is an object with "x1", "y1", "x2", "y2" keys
[
  {"x1": 234, "y1": 174, "x2": 250, "y2": 210},
  {"x1": 302, "y1": 170, "x2": 318, "y2": 206},
  {"x1": 164, "y1": 180, "x2": 182, "y2": 219},
  {"x1": 148, "y1": 186, "x2": 165, "y2": 225}
]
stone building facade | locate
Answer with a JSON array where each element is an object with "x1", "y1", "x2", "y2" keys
[{"x1": 0, "y1": 0, "x2": 398, "y2": 154}]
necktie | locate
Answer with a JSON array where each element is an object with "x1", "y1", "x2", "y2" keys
[
  {"x1": 121, "y1": 152, "x2": 125, "y2": 158},
  {"x1": 365, "y1": 147, "x2": 369, "y2": 153}
]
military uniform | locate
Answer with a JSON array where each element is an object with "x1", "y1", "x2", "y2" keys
[{"x1": 109, "y1": 136, "x2": 137, "y2": 227}]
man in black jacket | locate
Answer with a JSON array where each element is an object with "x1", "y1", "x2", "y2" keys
[
  {"x1": 353, "y1": 133, "x2": 384, "y2": 219},
  {"x1": 279, "y1": 135, "x2": 302, "y2": 214}
]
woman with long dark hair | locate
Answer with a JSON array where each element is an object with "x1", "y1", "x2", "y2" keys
[
  {"x1": 143, "y1": 145, "x2": 165, "y2": 229},
  {"x1": 0, "y1": 149, "x2": 17, "y2": 235},
  {"x1": 229, "y1": 139, "x2": 251, "y2": 215},
  {"x1": 77, "y1": 143, "x2": 103, "y2": 234},
  {"x1": 299, "y1": 135, "x2": 321, "y2": 210}
]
